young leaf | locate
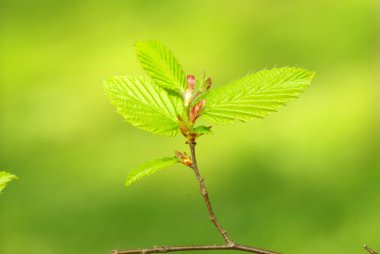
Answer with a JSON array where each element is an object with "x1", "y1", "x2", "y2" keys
[
  {"x1": 0, "y1": 171, "x2": 17, "y2": 195},
  {"x1": 135, "y1": 40, "x2": 187, "y2": 93},
  {"x1": 104, "y1": 76, "x2": 184, "y2": 137},
  {"x1": 125, "y1": 157, "x2": 179, "y2": 187},
  {"x1": 202, "y1": 67, "x2": 315, "y2": 124},
  {"x1": 193, "y1": 125, "x2": 213, "y2": 136}
]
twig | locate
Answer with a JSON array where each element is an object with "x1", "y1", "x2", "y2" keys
[
  {"x1": 188, "y1": 141, "x2": 232, "y2": 244},
  {"x1": 112, "y1": 142, "x2": 280, "y2": 254},
  {"x1": 112, "y1": 243, "x2": 280, "y2": 254},
  {"x1": 364, "y1": 245, "x2": 378, "y2": 254}
]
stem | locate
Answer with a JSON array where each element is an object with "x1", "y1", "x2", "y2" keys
[
  {"x1": 112, "y1": 244, "x2": 280, "y2": 254},
  {"x1": 112, "y1": 141, "x2": 281, "y2": 254},
  {"x1": 188, "y1": 141, "x2": 232, "y2": 244},
  {"x1": 364, "y1": 245, "x2": 378, "y2": 254}
]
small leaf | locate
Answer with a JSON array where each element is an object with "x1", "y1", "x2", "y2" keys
[
  {"x1": 202, "y1": 67, "x2": 315, "y2": 124},
  {"x1": 104, "y1": 76, "x2": 184, "y2": 137},
  {"x1": 0, "y1": 171, "x2": 17, "y2": 195},
  {"x1": 125, "y1": 157, "x2": 179, "y2": 187},
  {"x1": 193, "y1": 125, "x2": 213, "y2": 135},
  {"x1": 135, "y1": 40, "x2": 187, "y2": 93}
]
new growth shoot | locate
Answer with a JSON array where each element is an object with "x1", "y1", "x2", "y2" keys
[{"x1": 104, "y1": 40, "x2": 315, "y2": 254}]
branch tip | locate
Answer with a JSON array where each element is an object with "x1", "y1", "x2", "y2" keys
[{"x1": 364, "y1": 245, "x2": 378, "y2": 254}]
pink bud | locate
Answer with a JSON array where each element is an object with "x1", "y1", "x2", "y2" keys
[
  {"x1": 184, "y1": 75, "x2": 196, "y2": 106},
  {"x1": 187, "y1": 75, "x2": 195, "y2": 89}
]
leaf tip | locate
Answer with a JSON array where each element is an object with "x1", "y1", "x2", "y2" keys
[{"x1": 0, "y1": 171, "x2": 18, "y2": 194}]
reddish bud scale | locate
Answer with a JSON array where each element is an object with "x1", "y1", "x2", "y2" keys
[
  {"x1": 175, "y1": 151, "x2": 193, "y2": 167},
  {"x1": 189, "y1": 99, "x2": 206, "y2": 123},
  {"x1": 205, "y1": 77, "x2": 212, "y2": 90}
]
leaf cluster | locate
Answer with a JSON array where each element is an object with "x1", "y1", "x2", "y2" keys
[{"x1": 103, "y1": 40, "x2": 315, "y2": 186}]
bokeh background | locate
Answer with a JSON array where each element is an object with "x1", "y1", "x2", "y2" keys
[{"x1": 0, "y1": 0, "x2": 379, "y2": 253}]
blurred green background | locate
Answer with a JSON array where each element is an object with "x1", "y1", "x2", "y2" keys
[{"x1": 0, "y1": 0, "x2": 379, "y2": 253}]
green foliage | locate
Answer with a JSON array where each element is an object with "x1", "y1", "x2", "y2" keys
[
  {"x1": 202, "y1": 68, "x2": 315, "y2": 124},
  {"x1": 104, "y1": 41, "x2": 315, "y2": 188},
  {"x1": 104, "y1": 76, "x2": 184, "y2": 137},
  {"x1": 105, "y1": 41, "x2": 315, "y2": 138},
  {"x1": 125, "y1": 157, "x2": 179, "y2": 187},
  {"x1": 0, "y1": 171, "x2": 17, "y2": 195},
  {"x1": 135, "y1": 40, "x2": 187, "y2": 94}
]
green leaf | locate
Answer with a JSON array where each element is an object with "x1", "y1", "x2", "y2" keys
[
  {"x1": 202, "y1": 67, "x2": 315, "y2": 124},
  {"x1": 125, "y1": 157, "x2": 179, "y2": 187},
  {"x1": 104, "y1": 76, "x2": 184, "y2": 137},
  {"x1": 192, "y1": 125, "x2": 213, "y2": 138},
  {"x1": 0, "y1": 171, "x2": 17, "y2": 195},
  {"x1": 135, "y1": 40, "x2": 187, "y2": 93}
]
